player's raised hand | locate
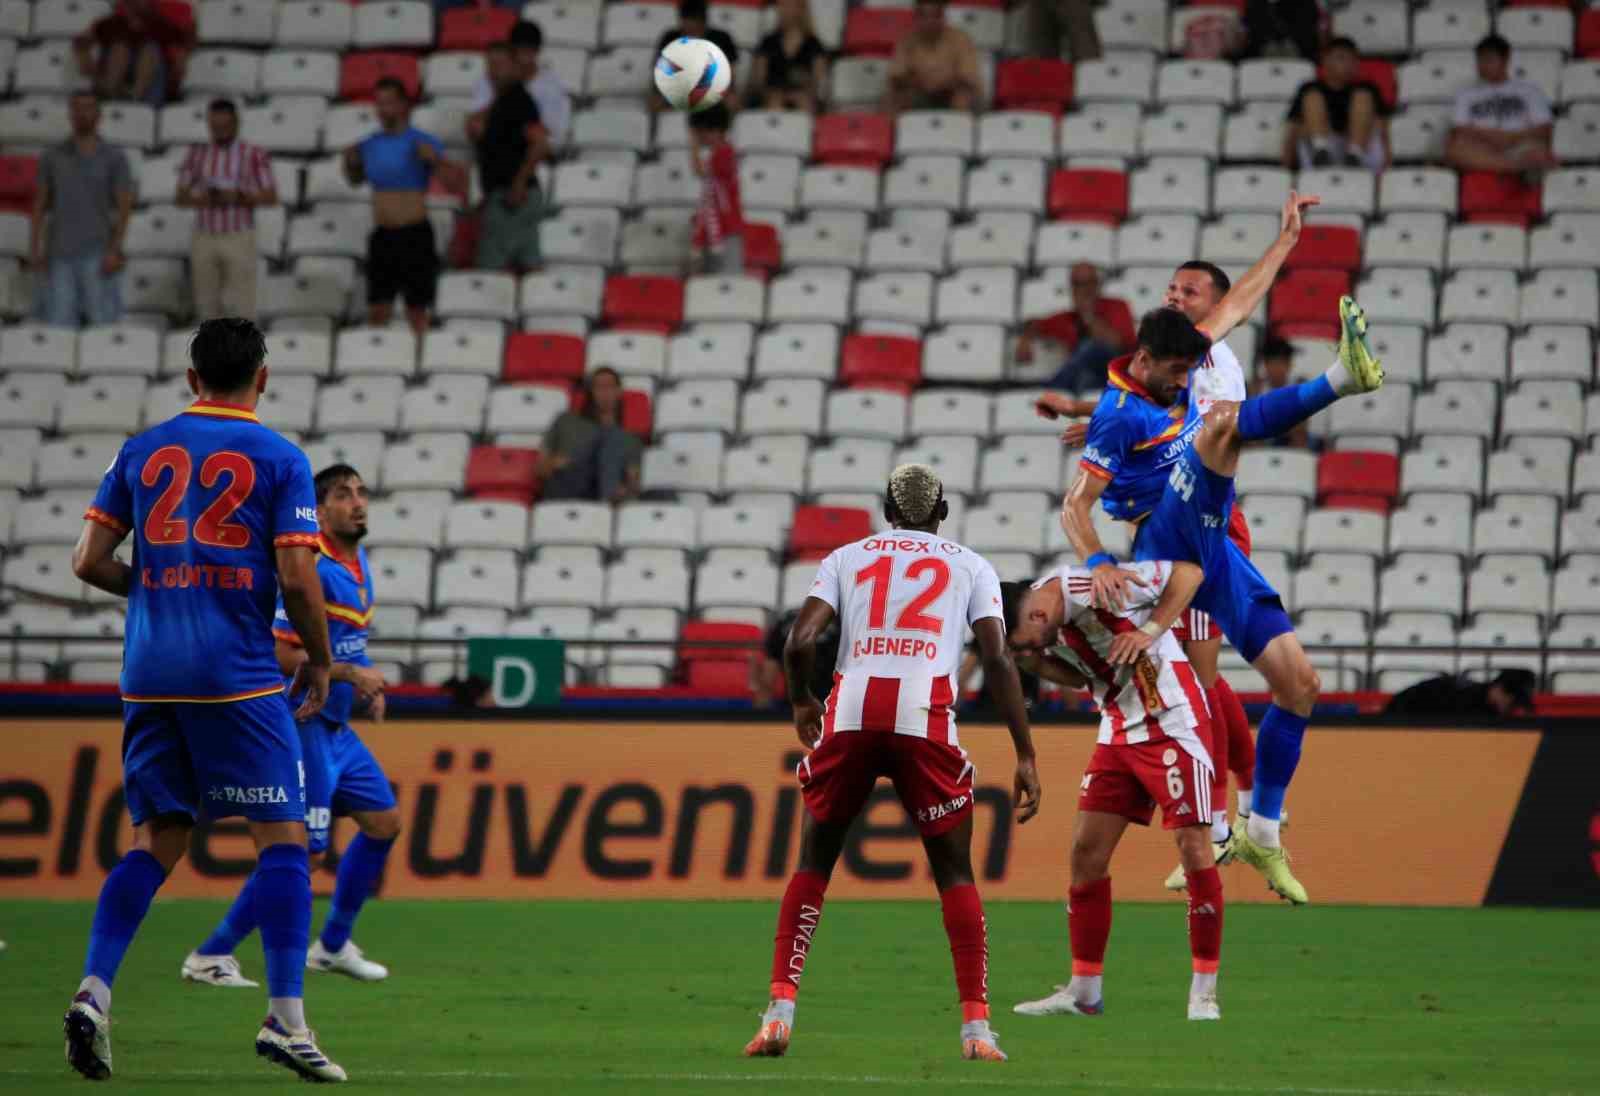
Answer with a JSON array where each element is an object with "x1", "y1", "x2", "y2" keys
[
  {"x1": 1107, "y1": 626, "x2": 1156, "y2": 665},
  {"x1": 1059, "y1": 420, "x2": 1089, "y2": 448},
  {"x1": 792, "y1": 695, "x2": 825, "y2": 749},
  {"x1": 1034, "y1": 391, "x2": 1075, "y2": 420},
  {"x1": 349, "y1": 664, "x2": 386, "y2": 702},
  {"x1": 1279, "y1": 188, "x2": 1321, "y2": 243},
  {"x1": 290, "y1": 661, "x2": 331, "y2": 721},
  {"x1": 1013, "y1": 755, "x2": 1041, "y2": 824},
  {"x1": 1089, "y1": 562, "x2": 1146, "y2": 612}
]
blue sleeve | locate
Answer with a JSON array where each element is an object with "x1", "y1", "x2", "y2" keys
[
  {"x1": 272, "y1": 593, "x2": 300, "y2": 645},
  {"x1": 85, "y1": 443, "x2": 134, "y2": 537},
  {"x1": 271, "y1": 448, "x2": 320, "y2": 549},
  {"x1": 1079, "y1": 401, "x2": 1136, "y2": 482}
]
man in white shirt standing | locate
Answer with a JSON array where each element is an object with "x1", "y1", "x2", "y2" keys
[
  {"x1": 1445, "y1": 33, "x2": 1557, "y2": 181},
  {"x1": 177, "y1": 98, "x2": 277, "y2": 321},
  {"x1": 466, "y1": 20, "x2": 571, "y2": 148}
]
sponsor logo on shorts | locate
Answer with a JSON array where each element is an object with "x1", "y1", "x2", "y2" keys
[
  {"x1": 208, "y1": 784, "x2": 290, "y2": 805},
  {"x1": 306, "y1": 806, "x2": 331, "y2": 832},
  {"x1": 1080, "y1": 773, "x2": 1093, "y2": 793},
  {"x1": 916, "y1": 794, "x2": 969, "y2": 823}
]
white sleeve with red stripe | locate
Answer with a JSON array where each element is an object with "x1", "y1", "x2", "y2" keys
[{"x1": 807, "y1": 549, "x2": 842, "y2": 611}]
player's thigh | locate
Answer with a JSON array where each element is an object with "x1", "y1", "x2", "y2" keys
[
  {"x1": 297, "y1": 718, "x2": 338, "y2": 854},
  {"x1": 1071, "y1": 804, "x2": 1131, "y2": 881},
  {"x1": 887, "y1": 736, "x2": 976, "y2": 838},
  {"x1": 1078, "y1": 744, "x2": 1155, "y2": 834},
  {"x1": 121, "y1": 702, "x2": 201, "y2": 827},
  {"x1": 328, "y1": 727, "x2": 399, "y2": 830},
  {"x1": 796, "y1": 732, "x2": 883, "y2": 828},
  {"x1": 1126, "y1": 740, "x2": 1213, "y2": 832},
  {"x1": 1195, "y1": 402, "x2": 1242, "y2": 477},
  {"x1": 176, "y1": 693, "x2": 309, "y2": 827},
  {"x1": 920, "y1": 813, "x2": 976, "y2": 891},
  {"x1": 1250, "y1": 629, "x2": 1320, "y2": 713},
  {"x1": 1180, "y1": 627, "x2": 1221, "y2": 688}
]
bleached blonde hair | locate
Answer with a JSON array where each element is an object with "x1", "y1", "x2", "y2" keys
[{"x1": 886, "y1": 463, "x2": 943, "y2": 525}]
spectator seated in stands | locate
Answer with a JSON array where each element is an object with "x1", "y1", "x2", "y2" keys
[
  {"x1": 1242, "y1": 0, "x2": 1320, "y2": 61},
  {"x1": 178, "y1": 98, "x2": 277, "y2": 321},
  {"x1": 474, "y1": 43, "x2": 549, "y2": 272},
  {"x1": 1284, "y1": 37, "x2": 1390, "y2": 171},
  {"x1": 538, "y1": 367, "x2": 644, "y2": 503},
  {"x1": 30, "y1": 92, "x2": 133, "y2": 328},
  {"x1": 73, "y1": 0, "x2": 194, "y2": 107},
  {"x1": 342, "y1": 78, "x2": 467, "y2": 338},
  {"x1": 1023, "y1": 0, "x2": 1101, "y2": 63},
  {"x1": 750, "y1": 0, "x2": 828, "y2": 113},
  {"x1": 1014, "y1": 263, "x2": 1134, "y2": 394},
  {"x1": 652, "y1": 0, "x2": 741, "y2": 114},
  {"x1": 1385, "y1": 669, "x2": 1535, "y2": 719},
  {"x1": 690, "y1": 103, "x2": 745, "y2": 275},
  {"x1": 1445, "y1": 34, "x2": 1557, "y2": 183},
  {"x1": 468, "y1": 19, "x2": 571, "y2": 148},
  {"x1": 751, "y1": 606, "x2": 840, "y2": 709},
  {"x1": 884, "y1": 0, "x2": 980, "y2": 114},
  {"x1": 1250, "y1": 336, "x2": 1310, "y2": 448}
]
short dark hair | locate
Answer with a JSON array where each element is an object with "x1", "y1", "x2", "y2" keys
[
  {"x1": 688, "y1": 101, "x2": 732, "y2": 133},
  {"x1": 315, "y1": 463, "x2": 362, "y2": 504},
  {"x1": 207, "y1": 97, "x2": 237, "y2": 114},
  {"x1": 508, "y1": 19, "x2": 543, "y2": 50},
  {"x1": 678, "y1": 0, "x2": 708, "y2": 20},
  {"x1": 189, "y1": 318, "x2": 266, "y2": 396},
  {"x1": 1176, "y1": 259, "x2": 1231, "y2": 296},
  {"x1": 1476, "y1": 33, "x2": 1511, "y2": 59},
  {"x1": 1136, "y1": 307, "x2": 1213, "y2": 363},
  {"x1": 580, "y1": 366, "x2": 622, "y2": 422},
  {"x1": 373, "y1": 76, "x2": 410, "y2": 101},
  {"x1": 1261, "y1": 335, "x2": 1296, "y2": 360},
  {"x1": 999, "y1": 580, "x2": 1029, "y2": 636},
  {"x1": 1325, "y1": 36, "x2": 1359, "y2": 55}
]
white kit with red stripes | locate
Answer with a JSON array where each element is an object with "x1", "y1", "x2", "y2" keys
[{"x1": 1189, "y1": 332, "x2": 1248, "y2": 415}]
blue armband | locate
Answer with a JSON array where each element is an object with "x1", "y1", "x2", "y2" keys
[{"x1": 1086, "y1": 552, "x2": 1117, "y2": 570}]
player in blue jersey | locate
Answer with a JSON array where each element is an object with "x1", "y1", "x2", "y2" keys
[
  {"x1": 64, "y1": 318, "x2": 347, "y2": 1083},
  {"x1": 183, "y1": 463, "x2": 400, "y2": 989}
]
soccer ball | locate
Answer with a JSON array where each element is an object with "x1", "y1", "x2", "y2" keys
[{"x1": 653, "y1": 36, "x2": 732, "y2": 113}]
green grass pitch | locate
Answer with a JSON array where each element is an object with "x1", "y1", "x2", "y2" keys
[{"x1": 1, "y1": 899, "x2": 1596, "y2": 1094}]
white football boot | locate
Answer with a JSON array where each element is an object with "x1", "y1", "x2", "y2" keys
[
  {"x1": 1188, "y1": 992, "x2": 1222, "y2": 1021},
  {"x1": 255, "y1": 1015, "x2": 347, "y2": 1083},
  {"x1": 1012, "y1": 985, "x2": 1104, "y2": 1017},
  {"x1": 307, "y1": 939, "x2": 389, "y2": 981},
  {"x1": 63, "y1": 992, "x2": 112, "y2": 1081},
  {"x1": 181, "y1": 951, "x2": 260, "y2": 987}
]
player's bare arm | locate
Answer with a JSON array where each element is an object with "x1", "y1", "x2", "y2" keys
[
  {"x1": 275, "y1": 638, "x2": 385, "y2": 701},
  {"x1": 783, "y1": 596, "x2": 836, "y2": 749},
  {"x1": 972, "y1": 617, "x2": 1041, "y2": 824},
  {"x1": 1196, "y1": 189, "x2": 1321, "y2": 342},
  {"x1": 277, "y1": 544, "x2": 334, "y2": 721},
  {"x1": 1015, "y1": 650, "x2": 1089, "y2": 691},
  {"x1": 71, "y1": 520, "x2": 132, "y2": 598},
  {"x1": 1107, "y1": 562, "x2": 1204, "y2": 665},
  {"x1": 1062, "y1": 469, "x2": 1144, "y2": 612},
  {"x1": 1034, "y1": 392, "x2": 1095, "y2": 421}
]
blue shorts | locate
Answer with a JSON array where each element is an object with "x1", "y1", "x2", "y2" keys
[
  {"x1": 1134, "y1": 448, "x2": 1295, "y2": 664},
  {"x1": 300, "y1": 717, "x2": 396, "y2": 854},
  {"x1": 122, "y1": 693, "x2": 306, "y2": 826}
]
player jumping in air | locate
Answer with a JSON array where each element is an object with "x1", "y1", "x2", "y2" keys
[
  {"x1": 1005, "y1": 559, "x2": 1224, "y2": 1021},
  {"x1": 65, "y1": 318, "x2": 347, "y2": 1082},
  {"x1": 184, "y1": 464, "x2": 399, "y2": 988},
  {"x1": 744, "y1": 463, "x2": 1042, "y2": 1063}
]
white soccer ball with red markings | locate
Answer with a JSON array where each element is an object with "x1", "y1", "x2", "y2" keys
[{"x1": 653, "y1": 36, "x2": 732, "y2": 113}]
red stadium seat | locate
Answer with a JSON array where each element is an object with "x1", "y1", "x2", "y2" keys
[
  {"x1": 1317, "y1": 451, "x2": 1399, "y2": 511},
  {"x1": 340, "y1": 52, "x2": 422, "y2": 101},
  {"x1": 572, "y1": 387, "x2": 654, "y2": 441},
  {"x1": 504, "y1": 333, "x2": 585, "y2": 384},
  {"x1": 1460, "y1": 171, "x2": 1542, "y2": 226},
  {"x1": 742, "y1": 221, "x2": 781, "y2": 278},
  {"x1": 1268, "y1": 269, "x2": 1352, "y2": 330},
  {"x1": 679, "y1": 620, "x2": 763, "y2": 663},
  {"x1": 839, "y1": 334, "x2": 921, "y2": 390},
  {"x1": 1580, "y1": 9, "x2": 1600, "y2": 57},
  {"x1": 813, "y1": 112, "x2": 894, "y2": 167},
  {"x1": 439, "y1": 7, "x2": 518, "y2": 51},
  {"x1": 790, "y1": 506, "x2": 873, "y2": 560},
  {"x1": 0, "y1": 154, "x2": 38, "y2": 215},
  {"x1": 994, "y1": 59, "x2": 1074, "y2": 115},
  {"x1": 1048, "y1": 169, "x2": 1127, "y2": 224},
  {"x1": 1354, "y1": 60, "x2": 1397, "y2": 111},
  {"x1": 1285, "y1": 225, "x2": 1361, "y2": 272},
  {"x1": 603, "y1": 275, "x2": 684, "y2": 332},
  {"x1": 843, "y1": 8, "x2": 914, "y2": 55},
  {"x1": 465, "y1": 445, "x2": 541, "y2": 504},
  {"x1": 1273, "y1": 319, "x2": 1342, "y2": 341}
]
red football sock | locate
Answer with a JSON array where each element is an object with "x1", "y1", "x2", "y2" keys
[
  {"x1": 1202, "y1": 687, "x2": 1228, "y2": 814},
  {"x1": 1185, "y1": 866, "x2": 1223, "y2": 974},
  {"x1": 1067, "y1": 876, "x2": 1111, "y2": 976},
  {"x1": 768, "y1": 869, "x2": 827, "y2": 1000},
  {"x1": 939, "y1": 883, "x2": 989, "y2": 1020},
  {"x1": 1214, "y1": 675, "x2": 1254, "y2": 790}
]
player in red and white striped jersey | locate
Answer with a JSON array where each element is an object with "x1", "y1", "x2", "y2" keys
[
  {"x1": 1006, "y1": 559, "x2": 1226, "y2": 1022},
  {"x1": 744, "y1": 464, "x2": 1041, "y2": 1064}
]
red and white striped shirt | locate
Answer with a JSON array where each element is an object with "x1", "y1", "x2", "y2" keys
[
  {"x1": 692, "y1": 140, "x2": 744, "y2": 249},
  {"x1": 178, "y1": 140, "x2": 275, "y2": 234},
  {"x1": 1046, "y1": 560, "x2": 1212, "y2": 767}
]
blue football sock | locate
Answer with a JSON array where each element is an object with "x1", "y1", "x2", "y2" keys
[
  {"x1": 319, "y1": 833, "x2": 394, "y2": 954},
  {"x1": 83, "y1": 849, "x2": 166, "y2": 987},
  {"x1": 198, "y1": 870, "x2": 260, "y2": 956},
  {"x1": 1236, "y1": 376, "x2": 1339, "y2": 442},
  {"x1": 254, "y1": 843, "x2": 311, "y2": 1001},
  {"x1": 1252, "y1": 705, "x2": 1309, "y2": 821}
]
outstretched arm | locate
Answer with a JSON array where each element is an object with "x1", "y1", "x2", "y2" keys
[
  {"x1": 1197, "y1": 189, "x2": 1320, "y2": 342},
  {"x1": 1107, "y1": 561, "x2": 1205, "y2": 665},
  {"x1": 783, "y1": 596, "x2": 836, "y2": 748},
  {"x1": 972, "y1": 616, "x2": 1041, "y2": 824}
]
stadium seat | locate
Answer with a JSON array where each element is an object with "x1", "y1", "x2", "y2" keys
[
  {"x1": 735, "y1": 111, "x2": 814, "y2": 158},
  {"x1": 1461, "y1": 171, "x2": 1542, "y2": 226},
  {"x1": 768, "y1": 269, "x2": 853, "y2": 326},
  {"x1": 1413, "y1": 381, "x2": 1498, "y2": 444},
  {"x1": 1439, "y1": 269, "x2": 1520, "y2": 327},
  {"x1": 994, "y1": 58, "x2": 1074, "y2": 114},
  {"x1": 1521, "y1": 269, "x2": 1600, "y2": 326},
  {"x1": 693, "y1": 555, "x2": 780, "y2": 616},
  {"x1": 602, "y1": 275, "x2": 684, "y2": 332},
  {"x1": 1058, "y1": 102, "x2": 1141, "y2": 160},
  {"x1": 813, "y1": 112, "x2": 894, "y2": 167},
  {"x1": 923, "y1": 325, "x2": 1006, "y2": 383},
  {"x1": 1469, "y1": 557, "x2": 1551, "y2": 620},
  {"x1": 981, "y1": 437, "x2": 1065, "y2": 494},
  {"x1": 867, "y1": 222, "x2": 947, "y2": 276},
  {"x1": 1474, "y1": 497, "x2": 1559, "y2": 562},
  {"x1": 502, "y1": 331, "x2": 584, "y2": 386},
  {"x1": 1354, "y1": 267, "x2": 1437, "y2": 327},
  {"x1": 1317, "y1": 451, "x2": 1400, "y2": 512},
  {"x1": 460, "y1": 445, "x2": 539, "y2": 504},
  {"x1": 1426, "y1": 323, "x2": 1509, "y2": 385},
  {"x1": 443, "y1": 500, "x2": 530, "y2": 552},
  {"x1": 789, "y1": 505, "x2": 872, "y2": 561},
  {"x1": 840, "y1": 334, "x2": 922, "y2": 390},
  {"x1": 400, "y1": 376, "x2": 488, "y2": 434},
  {"x1": 1381, "y1": 557, "x2": 1466, "y2": 621},
  {"x1": 1269, "y1": 269, "x2": 1351, "y2": 334},
  {"x1": 381, "y1": 434, "x2": 471, "y2": 494},
  {"x1": 843, "y1": 8, "x2": 914, "y2": 55},
  {"x1": 1380, "y1": 168, "x2": 1458, "y2": 216},
  {"x1": 667, "y1": 326, "x2": 753, "y2": 382},
  {"x1": 753, "y1": 324, "x2": 840, "y2": 382},
  {"x1": 1034, "y1": 220, "x2": 1115, "y2": 270},
  {"x1": 855, "y1": 271, "x2": 934, "y2": 328},
  {"x1": 1238, "y1": 495, "x2": 1305, "y2": 554},
  {"x1": 978, "y1": 111, "x2": 1056, "y2": 160},
  {"x1": 807, "y1": 439, "x2": 895, "y2": 492},
  {"x1": 1514, "y1": 326, "x2": 1592, "y2": 385},
  {"x1": 1447, "y1": 223, "x2": 1528, "y2": 270},
  {"x1": 1130, "y1": 160, "x2": 1211, "y2": 218},
  {"x1": 531, "y1": 500, "x2": 613, "y2": 550},
  {"x1": 37, "y1": 434, "x2": 123, "y2": 491},
  {"x1": 721, "y1": 436, "x2": 808, "y2": 495},
  {"x1": 655, "y1": 380, "x2": 740, "y2": 436},
  {"x1": 1334, "y1": 2, "x2": 1409, "y2": 54},
  {"x1": 1212, "y1": 166, "x2": 1290, "y2": 217},
  {"x1": 1502, "y1": 383, "x2": 1586, "y2": 444},
  {"x1": 1285, "y1": 224, "x2": 1362, "y2": 272},
  {"x1": 1488, "y1": 441, "x2": 1573, "y2": 500},
  {"x1": 1047, "y1": 169, "x2": 1127, "y2": 224},
  {"x1": 1094, "y1": 4, "x2": 1165, "y2": 54},
  {"x1": 339, "y1": 51, "x2": 421, "y2": 100},
  {"x1": 699, "y1": 502, "x2": 788, "y2": 552},
  {"x1": 1401, "y1": 440, "x2": 1485, "y2": 498},
  {"x1": 1237, "y1": 449, "x2": 1318, "y2": 500},
  {"x1": 741, "y1": 379, "x2": 826, "y2": 438},
  {"x1": 1295, "y1": 557, "x2": 1377, "y2": 617},
  {"x1": 439, "y1": 6, "x2": 516, "y2": 50}
]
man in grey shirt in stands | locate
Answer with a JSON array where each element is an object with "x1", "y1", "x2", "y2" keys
[{"x1": 30, "y1": 92, "x2": 134, "y2": 327}]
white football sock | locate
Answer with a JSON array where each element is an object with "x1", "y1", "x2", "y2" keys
[
  {"x1": 1190, "y1": 971, "x2": 1218, "y2": 998},
  {"x1": 1235, "y1": 788, "x2": 1252, "y2": 817},
  {"x1": 1324, "y1": 355, "x2": 1358, "y2": 396},
  {"x1": 1067, "y1": 974, "x2": 1102, "y2": 1003},
  {"x1": 1210, "y1": 811, "x2": 1230, "y2": 843},
  {"x1": 270, "y1": 996, "x2": 307, "y2": 1031},
  {"x1": 1246, "y1": 813, "x2": 1282, "y2": 849},
  {"x1": 77, "y1": 976, "x2": 110, "y2": 1014},
  {"x1": 764, "y1": 998, "x2": 796, "y2": 1027}
]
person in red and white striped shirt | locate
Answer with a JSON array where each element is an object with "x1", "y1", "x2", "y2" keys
[
  {"x1": 743, "y1": 463, "x2": 1040, "y2": 1064},
  {"x1": 177, "y1": 99, "x2": 277, "y2": 321},
  {"x1": 1006, "y1": 558, "x2": 1226, "y2": 1022},
  {"x1": 688, "y1": 103, "x2": 745, "y2": 275}
]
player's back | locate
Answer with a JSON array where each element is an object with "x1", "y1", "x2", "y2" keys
[
  {"x1": 811, "y1": 529, "x2": 1002, "y2": 743},
  {"x1": 89, "y1": 402, "x2": 319, "y2": 701},
  {"x1": 1081, "y1": 359, "x2": 1203, "y2": 523}
]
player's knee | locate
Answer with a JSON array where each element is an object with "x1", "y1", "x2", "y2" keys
[
  {"x1": 1202, "y1": 402, "x2": 1240, "y2": 445},
  {"x1": 1175, "y1": 827, "x2": 1213, "y2": 873},
  {"x1": 1069, "y1": 834, "x2": 1111, "y2": 883},
  {"x1": 363, "y1": 810, "x2": 402, "y2": 842},
  {"x1": 1277, "y1": 661, "x2": 1321, "y2": 712}
]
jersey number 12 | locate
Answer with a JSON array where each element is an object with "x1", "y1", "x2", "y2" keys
[{"x1": 854, "y1": 555, "x2": 950, "y2": 634}]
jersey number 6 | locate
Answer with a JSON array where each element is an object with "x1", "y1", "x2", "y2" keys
[
  {"x1": 141, "y1": 446, "x2": 257, "y2": 549},
  {"x1": 854, "y1": 555, "x2": 951, "y2": 634}
]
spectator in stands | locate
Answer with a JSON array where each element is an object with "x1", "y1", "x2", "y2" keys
[
  {"x1": 752, "y1": 607, "x2": 840, "y2": 709},
  {"x1": 474, "y1": 43, "x2": 549, "y2": 272},
  {"x1": 1014, "y1": 263, "x2": 1134, "y2": 393},
  {"x1": 467, "y1": 19, "x2": 571, "y2": 148},
  {"x1": 30, "y1": 93, "x2": 133, "y2": 328},
  {"x1": 1023, "y1": 0, "x2": 1101, "y2": 64},
  {"x1": 73, "y1": 0, "x2": 194, "y2": 107},
  {"x1": 750, "y1": 0, "x2": 828, "y2": 112},
  {"x1": 1250, "y1": 336, "x2": 1310, "y2": 448},
  {"x1": 177, "y1": 98, "x2": 277, "y2": 321},
  {"x1": 689, "y1": 103, "x2": 745, "y2": 275},
  {"x1": 885, "y1": 0, "x2": 980, "y2": 114},
  {"x1": 1385, "y1": 669, "x2": 1535, "y2": 718},
  {"x1": 538, "y1": 367, "x2": 643, "y2": 503},
  {"x1": 1283, "y1": 37, "x2": 1390, "y2": 170},
  {"x1": 342, "y1": 78, "x2": 467, "y2": 338},
  {"x1": 1445, "y1": 34, "x2": 1557, "y2": 183},
  {"x1": 1242, "y1": 0, "x2": 1321, "y2": 62},
  {"x1": 653, "y1": 0, "x2": 741, "y2": 114}
]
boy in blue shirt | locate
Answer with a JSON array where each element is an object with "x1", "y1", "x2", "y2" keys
[{"x1": 64, "y1": 318, "x2": 346, "y2": 1083}]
